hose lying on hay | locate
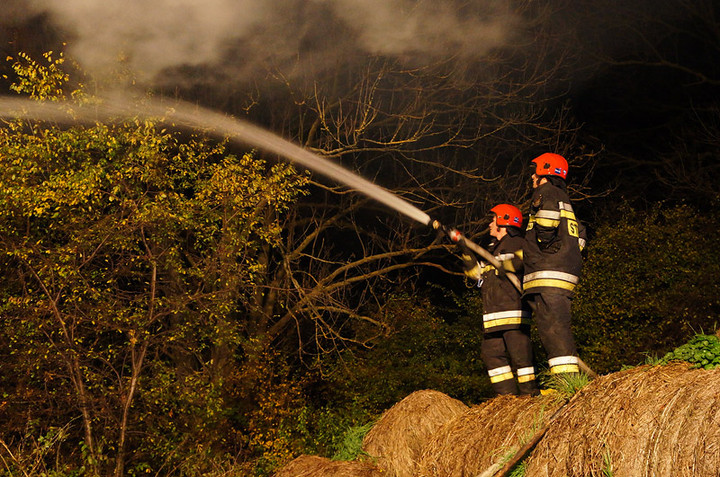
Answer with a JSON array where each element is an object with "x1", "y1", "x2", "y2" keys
[
  {"x1": 415, "y1": 393, "x2": 564, "y2": 477},
  {"x1": 525, "y1": 363, "x2": 720, "y2": 477},
  {"x1": 361, "y1": 389, "x2": 469, "y2": 477},
  {"x1": 272, "y1": 455, "x2": 383, "y2": 477}
]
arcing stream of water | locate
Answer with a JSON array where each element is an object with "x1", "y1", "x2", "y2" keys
[{"x1": 0, "y1": 95, "x2": 432, "y2": 226}]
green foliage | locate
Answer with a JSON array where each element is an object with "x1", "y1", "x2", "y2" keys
[
  {"x1": 659, "y1": 334, "x2": 720, "y2": 370},
  {"x1": 602, "y1": 448, "x2": 614, "y2": 477},
  {"x1": 324, "y1": 290, "x2": 491, "y2": 413},
  {"x1": 508, "y1": 461, "x2": 528, "y2": 477},
  {"x1": 573, "y1": 203, "x2": 720, "y2": 373},
  {"x1": 296, "y1": 399, "x2": 378, "y2": 461},
  {"x1": 543, "y1": 372, "x2": 590, "y2": 398},
  {"x1": 331, "y1": 422, "x2": 375, "y2": 461},
  {"x1": 6, "y1": 50, "x2": 72, "y2": 101},
  {"x1": 0, "y1": 424, "x2": 81, "y2": 477},
  {"x1": 241, "y1": 352, "x2": 314, "y2": 476}
]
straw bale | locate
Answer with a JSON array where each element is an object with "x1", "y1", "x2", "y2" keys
[
  {"x1": 362, "y1": 389, "x2": 469, "y2": 477},
  {"x1": 525, "y1": 363, "x2": 720, "y2": 476},
  {"x1": 272, "y1": 455, "x2": 383, "y2": 477},
  {"x1": 416, "y1": 393, "x2": 564, "y2": 476}
]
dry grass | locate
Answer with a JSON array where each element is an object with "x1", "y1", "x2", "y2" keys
[
  {"x1": 525, "y1": 363, "x2": 720, "y2": 476},
  {"x1": 361, "y1": 389, "x2": 469, "y2": 477},
  {"x1": 416, "y1": 394, "x2": 563, "y2": 476},
  {"x1": 272, "y1": 455, "x2": 383, "y2": 477}
]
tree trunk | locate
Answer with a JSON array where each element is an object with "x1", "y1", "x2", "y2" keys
[{"x1": 114, "y1": 339, "x2": 148, "y2": 477}]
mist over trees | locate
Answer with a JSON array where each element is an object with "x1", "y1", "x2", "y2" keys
[{"x1": 0, "y1": 0, "x2": 719, "y2": 475}]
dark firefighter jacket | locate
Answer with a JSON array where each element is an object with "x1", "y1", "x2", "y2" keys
[
  {"x1": 461, "y1": 233, "x2": 530, "y2": 333},
  {"x1": 523, "y1": 180, "x2": 586, "y2": 297}
]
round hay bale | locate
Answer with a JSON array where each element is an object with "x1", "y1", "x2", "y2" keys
[
  {"x1": 525, "y1": 363, "x2": 720, "y2": 476},
  {"x1": 272, "y1": 455, "x2": 383, "y2": 477},
  {"x1": 362, "y1": 389, "x2": 469, "y2": 477},
  {"x1": 416, "y1": 393, "x2": 564, "y2": 476}
]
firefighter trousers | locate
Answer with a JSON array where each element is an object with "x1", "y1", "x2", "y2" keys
[
  {"x1": 525, "y1": 292, "x2": 580, "y2": 374},
  {"x1": 481, "y1": 327, "x2": 538, "y2": 395}
]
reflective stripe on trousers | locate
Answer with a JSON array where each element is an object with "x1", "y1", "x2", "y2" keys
[
  {"x1": 549, "y1": 355, "x2": 579, "y2": 374},
  {"x1": 483, "y1": 310, "x2": 531, "y2": 330},
  {"x1": 488, "y1": 365, "x2": 514, "y2": 383},
  {"x1": 516, "y1": 366, "x2": 536, "y2": 383}
]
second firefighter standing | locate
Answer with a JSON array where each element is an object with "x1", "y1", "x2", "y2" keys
[
  {"x1": 523, "y1": 153, "x2": 586, "y2": 376},
  {"x1": 459, "y1": 204, "x2": 538, "y2": 396}
]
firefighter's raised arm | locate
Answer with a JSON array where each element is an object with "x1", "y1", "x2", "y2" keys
[{"x1": 457, "y1": 239, "x2": 483, "y2": 283}]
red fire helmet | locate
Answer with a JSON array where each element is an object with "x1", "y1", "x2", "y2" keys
[
  {"x1": 531, "y1": 153, "x2": 568, "y2": 179},
  {"x1": 490, "y1": 204, "x2": 523, "y2": 228}
]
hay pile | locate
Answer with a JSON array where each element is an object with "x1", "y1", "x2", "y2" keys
[
  {"x1": 416, "y1": 393, "x2": 564, "y2": 476},
  {"x1": 272, "y1": 455, "x2": 383, "y2": 477},
  {"x1": 276, "y1": 363, "x2": 720, "y2": 477},
  {"x1": 525, "y1": 363, "x2": 720, "y2": 476},
  {"x1": 361, "y1": 389, "x2": 469, "y2": 477}
]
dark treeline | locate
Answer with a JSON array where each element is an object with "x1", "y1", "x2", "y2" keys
[{"x1": 0, "y1": 1, "x2": 719, "y2": 475}]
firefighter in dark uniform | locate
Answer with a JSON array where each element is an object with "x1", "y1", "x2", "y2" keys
[
  {"x1": 459, "y1": 204, "x2": 538, "y2": 395},
  {"x1": 523, "y1": 153, "x2": 586, "y2": 375}
]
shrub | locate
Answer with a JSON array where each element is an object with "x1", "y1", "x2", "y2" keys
[
  {"x1": 574, "y1": 203, "x2": 720, "y2": 373},
  {"x1": 322, "y1": 290, "x2": 492, "y2": 413},
  {"x1": 660, "y1": 333, "x2": 720, "y2": 370}
]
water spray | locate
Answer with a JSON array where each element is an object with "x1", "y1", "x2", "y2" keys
[
  {"x1": 0, "y1": 96, "x2": 432, "y2": 226},
  {"x1": 0, "y1": 95, "x2": 519, "y2": 289}
]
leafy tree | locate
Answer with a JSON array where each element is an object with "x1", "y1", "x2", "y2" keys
[{"x1": 0, "y1": 51, "x2": 308, "y2": 475}]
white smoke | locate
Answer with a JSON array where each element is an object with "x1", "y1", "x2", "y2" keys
[
  {"x1": 20, "y1": 0, "x2": 519, "y2": 83},
  {"x1": 321, "y1": 0, "x2": 517, "y2": 58},
  {"x1": 25, "y1": 0, "x2": 270, "y2": 79}
]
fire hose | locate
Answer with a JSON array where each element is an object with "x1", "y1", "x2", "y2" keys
[{"x1": 430, "y1": 219, "x2": 523, "y2": 292}]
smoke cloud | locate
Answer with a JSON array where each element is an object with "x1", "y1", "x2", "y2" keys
[
  {"x1": 16, "y1": 0, "x2": 519, "y2": 84},
  {"x1": 320, "y1": 0, "x2": 516, "y2": 58}
]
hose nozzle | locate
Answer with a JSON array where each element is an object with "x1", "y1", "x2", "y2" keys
[
  {"x1": 448, "y1": 228, "x2": 462, "y2": 242},
  {"x1": 430, "y1": 220, "x2": 462, "y2": 242}
]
